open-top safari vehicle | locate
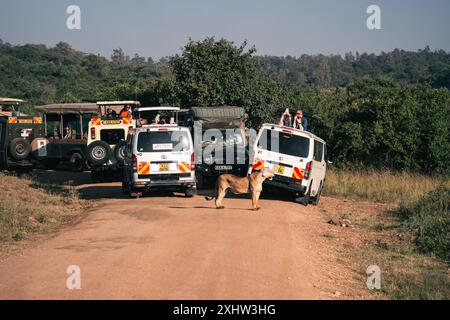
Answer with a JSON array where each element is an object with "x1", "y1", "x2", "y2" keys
[
  {"x1": 87, "y1": 101, "x2": 140, "y2": 181},
  {"x1": 35, "y1": 103, "x2": 98, "y2": 171},
  {"x1": 0, "y1": 98, "x2": 46, "y2": 173}
]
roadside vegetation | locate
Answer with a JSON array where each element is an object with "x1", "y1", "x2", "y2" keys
[
  {"x1": 328, "y1": 182, "x2": 449, "y2": 299},
  {"x1": 0, "y1": 172, "x2": 89, "y2": 248},
  {"x1": 324, "y1": 169, "x2": 448, "y2": 204}
]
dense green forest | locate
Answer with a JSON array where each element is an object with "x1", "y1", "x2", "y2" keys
[{"x1": 0, "y1": 38, "x2": 449, "y2": 174}]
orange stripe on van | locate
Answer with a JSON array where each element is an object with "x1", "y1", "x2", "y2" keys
[
  {"x1": 292, "y1": 167, "x2": 304, "y2": 180},
  {"x1": 90, "y1": 118, "x2": 101, "y2": 125},
  {"x1": 252, "y1": 160, "x2": 264, "y2": 171},
  {"x1": 178, "y1": 162, "x2": 190, "y2": 172},
  {"x1": 138, "y1": 162, "x2": 150, "y2": 175}
]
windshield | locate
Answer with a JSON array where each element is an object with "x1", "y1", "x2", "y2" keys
[
  {"x1": 201, "y1": 129, "x2": 245, "y2": 147},
  {"x1": 257, "y1": 129, "x2": 310, "y2": 158},
  {"x1": 137, "y1": 131, "x2": 190, "y2": 152}
]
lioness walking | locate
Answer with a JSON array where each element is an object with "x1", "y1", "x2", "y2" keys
[{"x1": 205, "y1": 167, "x2": 274, "y2": 210}]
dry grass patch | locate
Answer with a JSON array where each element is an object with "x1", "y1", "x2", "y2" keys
[
  {"x1": 0, "y1": 172, "x2": 90, "y2": 245},
  {"x1": 324, "y1": 169, "x2": 447, "y2": 204}
]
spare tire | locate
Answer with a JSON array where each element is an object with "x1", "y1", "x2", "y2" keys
[
  {"x1": 9, "y1": 138, "x2": 31, "y2": 161},
  {"x1": 86, "y1": 141, "x2": 112, "y2": 166},
  {"x1": 114, "y1": 140, "x2": 127, "y2": 164}
]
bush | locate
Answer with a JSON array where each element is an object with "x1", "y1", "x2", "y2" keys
[{"x1": 398, "y1": 186, "x2": 449, "y2": 262}]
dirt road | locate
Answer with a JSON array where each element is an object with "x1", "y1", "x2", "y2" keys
[{"x1": 0, "y1": 171, "x2": 373, "y2": 299}]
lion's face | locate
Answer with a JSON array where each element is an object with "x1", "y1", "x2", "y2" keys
[{"x1": 261, "y1": 167, "x2": 275, "y2": 180}]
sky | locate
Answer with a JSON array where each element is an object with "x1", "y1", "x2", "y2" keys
[{"x1": 0, "y1": 0, "x2": 449, "y2": 59}]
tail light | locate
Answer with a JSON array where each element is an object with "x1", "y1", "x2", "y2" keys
[
  {"x1": 304, "y1": 161, "x2": 312, "y2": 180},
  {"x1": 190, "y1": 153, "x2": 195, "y2": 170},
  {"x1": 90, "y1": 127, "x2": 95, "y2": 140},
  {"x1": 132, "y1": 154, "x2": 137, "y2": 172}
]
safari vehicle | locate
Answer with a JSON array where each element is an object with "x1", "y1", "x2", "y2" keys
[
  {"x1": 35, "y1": 103, "x2": 98, "y2": 171},
  {"x1": 134, "y1": 106, "x2": 181, "y2": 127},
  {"x1": 184, "y1": 106, "x2": 249, "y2": 189},
  {"x1": 87, "y1": 101, "x2": 140, "y2": 181},
  {"x1": 0, "y1": 98, "x2": 45, "y2": 172},
  {"x1": 122, "y1": 125, "x2": 196, "y2": 198},
  {"x1": 248, "y1": 123, "x2": 328, "y2": 205}
]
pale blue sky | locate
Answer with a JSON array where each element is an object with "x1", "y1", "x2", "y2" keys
[{"x1": 0, "y1": 0, "x2": 449, "y2": 59}]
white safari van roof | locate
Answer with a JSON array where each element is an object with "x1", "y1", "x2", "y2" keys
[
  {"x1": 0, "y1": 98, "x2": 24, "y2": 104},
  {"x1": 260, "y1": 123, "x2": 326, "y2": 144},
  {"x1": 137, "y1": 106, "x2": 180, "y2": 112},
  {"x1": 97, "y1": 101, "x2": 141, "y2": 106}
]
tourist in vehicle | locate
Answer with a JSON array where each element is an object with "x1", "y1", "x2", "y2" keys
[
  {"x1": 119, "y1": 105, "x2": 131, "y2": 118},
  {"x1": 105, "y1": 108, "x2": 114, "y2": 119},
  {"x1": 63, "y1": 127, "x2": 72, "y2": 139},
  {"x1": 279, "y1": 108, "x2": 292, "y2": 127},
  {"x1": 293, "y1": 109, "x2": 308, "y2": 131}
]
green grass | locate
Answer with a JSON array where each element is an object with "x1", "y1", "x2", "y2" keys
[
  {"x1": 397, "y1": 186, "x2": 449, "y2": 263},
  {"x1": 0, "y1": 173, "x2": 89, "y2": 244}
]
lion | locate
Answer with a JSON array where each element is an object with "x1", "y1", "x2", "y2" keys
[{"x1": 205, "y1": 167, "x2": 275, "y2": 211}]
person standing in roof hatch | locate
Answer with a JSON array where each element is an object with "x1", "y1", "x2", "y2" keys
[
  {"x1": 278, "y1": 108, "x2": 292, "y2": 127},
  {"x1": 293, "y1": 109, "x2": 308, "y2": 131}
]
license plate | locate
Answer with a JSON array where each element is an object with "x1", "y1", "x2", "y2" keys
[
  {"x1": 215, "y1": 165, "x2": 232, "y2": 171},
  {"x1": 159, "y1": 163, "x2": 169, "y2": 172},
  {"x1": 275, "y1": 164, "x2": 285, "y2": 174}
]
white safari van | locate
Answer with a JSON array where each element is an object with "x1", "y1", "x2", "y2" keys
[
  {"x1": 122, "y1": 125, "x2": 196, "y2": 198},
  {"x1": 248, "y1": 124, "x2": 328, "y2": 205}
]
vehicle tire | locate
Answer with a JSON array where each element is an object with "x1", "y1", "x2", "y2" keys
[
  {"x1": 312, "y1": 182, "x2": 323, "y2": 206},
  {"x1": 122, "y1": 176, "x2": 130, "y2": 195},
  {"x1": 114, "y1": 140, "x2": 127, "y2": 164},
  {"x1": 196, "y1": 173, "x2": 206, "y2": 190},
  {"x1": 9, "y1": 138, "x2": 31, "y2": 161},
  {"x1": 184, "y1": 186, "x2": 197, "y2": 197},
  {"x1": 87, "y1": 141, "x2": 112, "y2": 166},
  {"x1": 70, "y1": 152, "x2": 86, "y2": 172}
]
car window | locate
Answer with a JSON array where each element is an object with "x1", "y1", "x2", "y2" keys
[
  {"x1": 100, "y1": 129, "x2": 125, "y2": 145},
  {"x1": 257, "y1": 129, "x2": 310, "y2": 158},
  {"x1": 137, "y1": 131, "x2": 190, "y2": 152},
  {"x1": 313, "y1": 140, "x2": 324, "y2": 161}
]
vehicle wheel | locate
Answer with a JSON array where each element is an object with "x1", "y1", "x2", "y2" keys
[
  {"x1": 122, "y1": 178, "x2": 130, "y2": 195},
  {"x1": 196, "y1": 173, "x2": 205, "y2": 190},
  {"x1": 184, "y1": 186, "x2": 197, "y2": 197},
  {"x1": 9, "y1": 138, "x2": 31, "y2": 161},
  {"x1": 70, "y1": 152, "x2": 86, "y2": 172},
  {"x1": 114, "y1": 140, "x2": 127, "y2": 164},
  {"x1": 312, "y1": 183, "x2": 323, "y2": 206},
  {"x1": 87, "y1": 141, "x2": 112, "y2": 166}
]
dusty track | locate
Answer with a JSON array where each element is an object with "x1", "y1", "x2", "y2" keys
[{"x1": 0, "y1": 171, "x2": 378, "y2": 299}]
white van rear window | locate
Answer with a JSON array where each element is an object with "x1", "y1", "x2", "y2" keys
[
  {"x1": 137, "y1": 131, "x2": 190, "y2": 152},
  {"x1": 258, "y1": 129, "x2": 310, "y2": 158}
]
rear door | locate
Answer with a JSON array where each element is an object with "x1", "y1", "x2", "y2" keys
[
  {"x1": 311, "y1": 140, "x2": 326, "y2": 193},
  {"x1": 136, "y1": 129, "x2": 192, "y2": 176},
  {"x1": 252, "y1": 127, "x2": 310, "y2": 180}
]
